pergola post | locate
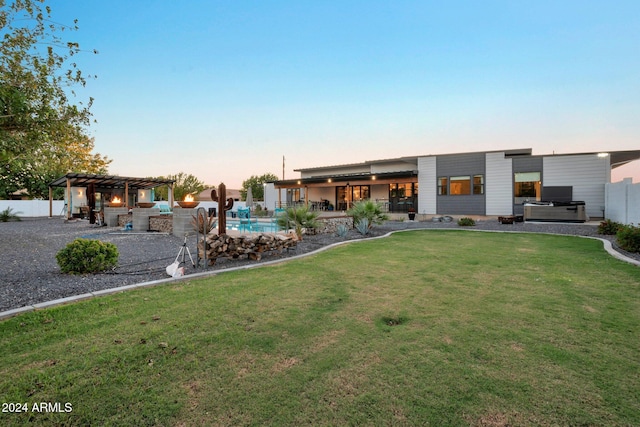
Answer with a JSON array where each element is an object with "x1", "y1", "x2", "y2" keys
[
  {"x1": 48, "y1": 186, "x2": 53, "y2": 218},
  {"x1": 66, "y1": 178, "x2": 71, "y2": 219}
]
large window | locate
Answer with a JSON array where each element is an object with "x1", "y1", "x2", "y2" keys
[
  {"x1": 439, "y1": 175, "x2": 484, "y2": 195},
  {"x1": 389, "y1": 183, "x2": 418, "y2": 212},
  {"x1": 514, "y1": 172, "x2": 541, "y2": 204},
  {"x1": 337, "y1": 185, "x2": 370, "y2": 210},
  {"x1": 450, "y1": 176, "x2": 471, "y2": 195}
]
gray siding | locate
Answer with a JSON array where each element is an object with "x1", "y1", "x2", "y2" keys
[{"x1": 436, "y1": 152, "x2": 486, "y2": 215}]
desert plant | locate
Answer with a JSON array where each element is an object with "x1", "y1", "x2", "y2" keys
[
  {"x1": 598, "y1": 219, "x2": 622, "y2": 235},
  {"x1": 616, "y1": 224, "x2": 640, "y2": 253},
  {"x1": 0, "y1": 207, "x2": 22, "y2": 222},
  {"x1": 276, "y1": 206, "x2": 320, "y2": 240},
  {"x1": 56, "y1": 238, "x2": 119, "y2": 274},
  {"x1": 457, "y1": 217, "x2": 476, "y2": 226},
  {"x1": 191, "y1": 214, "x2": 217, "y2": 234},
  {"x1": 336, "y1": 224, "x2": 349, "y2": 237},
  {"x1": 355, "y1": 218, "x2": 371, "y2": 235},
  {"x1": 347, "y1": 200, "x2": 389, "y2": 229}
]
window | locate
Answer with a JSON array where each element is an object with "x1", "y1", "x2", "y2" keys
[
  {"x1": 450, "y1": 176, "x2": 471, "y2": 195},
  {"x1": 438, "y1": 177, "x2": 448, "y2": 195},
  {"x1": 473, "y1": 175, "x2": 484, "y2": 195},
  {"x1": 514, "y1": 172, "x2": 541, "y2": 203}
]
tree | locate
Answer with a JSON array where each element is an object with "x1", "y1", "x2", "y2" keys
[
  {"x1": 240, "y1": 173, "x2": 279, "y2": 201},
  {"x1": 152, "y1": 172, "x2": 206, "y2": 202},
  {"x1": 0, "y1": 0, "x2": 110, "y2": 199}
]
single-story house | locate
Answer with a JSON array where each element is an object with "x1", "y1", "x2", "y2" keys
[{"x1": 269, "y1": 148, "x2": 640, "y2": 219}]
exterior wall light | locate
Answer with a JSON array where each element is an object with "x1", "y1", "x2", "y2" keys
[{"x1": 597, "y1": 153, "x2": 610, "y2": 158}]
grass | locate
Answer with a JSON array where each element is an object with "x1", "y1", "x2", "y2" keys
[{"x1": 1, "y1": 230, "x2": 639, "y2": 426}]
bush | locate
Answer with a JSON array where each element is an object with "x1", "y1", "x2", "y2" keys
[
  {"x1": 191, "y1": 214, "x2": 216, "y2": 234},
  {"x1": 56, "y1": 238, "x2": 119, "y2": 274},
  {"x1": 0, "y1": 207, "x2": 22, "y2": 222},
  {"x1": 347, "y1": 200, "x2": 389, "y2": 229},
  {"x1": 276, "y1": 206, "x2": 320, "y2": 240},
  {"x1": 616, "y1": 224, "x2": 640, "y2": 253},
  {"x1": 598, "y1": 219, "x2": 622, "y2": 235},
  {"x1": 336, "y1": 224, "x2": 349, "y2": 237},
  {"x1": 457, "y1": 217, "x2": 476, "y2": 226},
  {"x1": 355, "y1": 218, "x2": 371, "y2": 235}
]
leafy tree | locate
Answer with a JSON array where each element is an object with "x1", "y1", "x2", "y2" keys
[
  {"x1": 152, "y1": 172, "x2": 206, "y2": 202},
  {"x1": 240, "y1": 173, "x2": 279, "y2": 201},
  {"x1": 0, "y1": 0, "x2": 110, "y2": 199}
]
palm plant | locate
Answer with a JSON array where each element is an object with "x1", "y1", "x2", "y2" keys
[
  {"x1": 347, "y1": 200, "x2": 389, "y2": 229},
  {"x1": 276, "y1": 206, "x2": 320, "y2": 240},
  {"x1": 0, "y1": 207, "x2": 22, "y2": 222}
]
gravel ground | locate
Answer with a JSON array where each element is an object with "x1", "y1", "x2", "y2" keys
[{"x1": 1, "y1": 216, "x2": 638, "y2": 313}]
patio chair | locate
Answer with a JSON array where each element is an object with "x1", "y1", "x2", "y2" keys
[{"x1": 237, "y1": 207, "x2": 252, "y2": 233}]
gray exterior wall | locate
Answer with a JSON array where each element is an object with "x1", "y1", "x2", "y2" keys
[{"x1": 436, "y1": 152, "x2": 486, "y2": 215}]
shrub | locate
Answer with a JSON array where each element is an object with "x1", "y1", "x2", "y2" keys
[
  {"x1": 276, "y1": 206, "x2": 320, "y2": 240},
  {"x1": 56, "y1": 238, "x2": 119, "y2": 274},
  {"x1": 457, "y1": 217, "x2": 476, "y2": 226},
  {"x1": 616, "y1": 224, "x2": 640, "y2": 253},
  {"x1": 191, "y1": 214, "x2": 217, "y2": 234},
  {"x1": 336, "y1": 224, "x2": 349, "y2": 237},
  {"x1": 347, "y1": 200, "x2": 389, "y2": 229},
  {"x1": 355, "y1": 218, "x2": 371, "y2": 235},
  {"x1": 598, "y1": 219, "x2": 622, "y2": 235},
  {"x1": 0, "y1": 207, "x2": 22, "y2": 222}
]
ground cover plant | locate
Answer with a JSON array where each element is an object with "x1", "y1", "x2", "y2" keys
[{"x1": 1, "y1": 231, "x2": 639, "y2": 426}]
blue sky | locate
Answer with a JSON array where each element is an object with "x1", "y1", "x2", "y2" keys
[{"x1": 55, "y1": 1, "x2": 639, "y2": 187}]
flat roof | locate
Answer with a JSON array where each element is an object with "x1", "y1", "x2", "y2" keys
[
  {"x1": 49, "y1": 173, "x2": 175, "y2": 190},
  {"x1": 293, "y1": 148, "x2": 640, "y2": 172}
]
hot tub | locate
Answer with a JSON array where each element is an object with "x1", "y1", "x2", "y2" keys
[{"x1": 523, "y1": 201, "x2": 588, "y2": 223}]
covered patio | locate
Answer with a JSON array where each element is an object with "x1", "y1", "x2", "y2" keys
[
  {"x1": 273, "y1": 170, "x2": 418, "y2": 213},
  {"x1": 48, "y1": 173, "x2": 175, "y2": 222}
]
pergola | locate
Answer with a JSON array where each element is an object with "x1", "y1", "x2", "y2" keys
[{"x1": 48, "y1": 173, "x2": 175, "y2": 219}]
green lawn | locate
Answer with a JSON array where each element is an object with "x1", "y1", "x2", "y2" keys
[{"x1": 1, "y1": 230, "x2": 639, "y2": 426}]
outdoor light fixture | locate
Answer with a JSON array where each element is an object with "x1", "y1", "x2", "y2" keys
[
  {"x1": 328, "y1": 178, "x2": 332, "y2": 183},
  {"x1": 597, "y1": 152, "x2": 610, "y2": 158}
]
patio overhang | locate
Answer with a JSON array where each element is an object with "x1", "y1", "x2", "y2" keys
[
  {"x1": 48, "y1": 173, "x2": 176, "y2": 218},
  {"x1": 273, "y1": 170, "x2": 418, "y2": 189}
]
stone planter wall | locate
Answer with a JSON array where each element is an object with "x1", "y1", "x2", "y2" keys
[{"x1": 316, "y1": 216, "x2": 354, "y2": 234}]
